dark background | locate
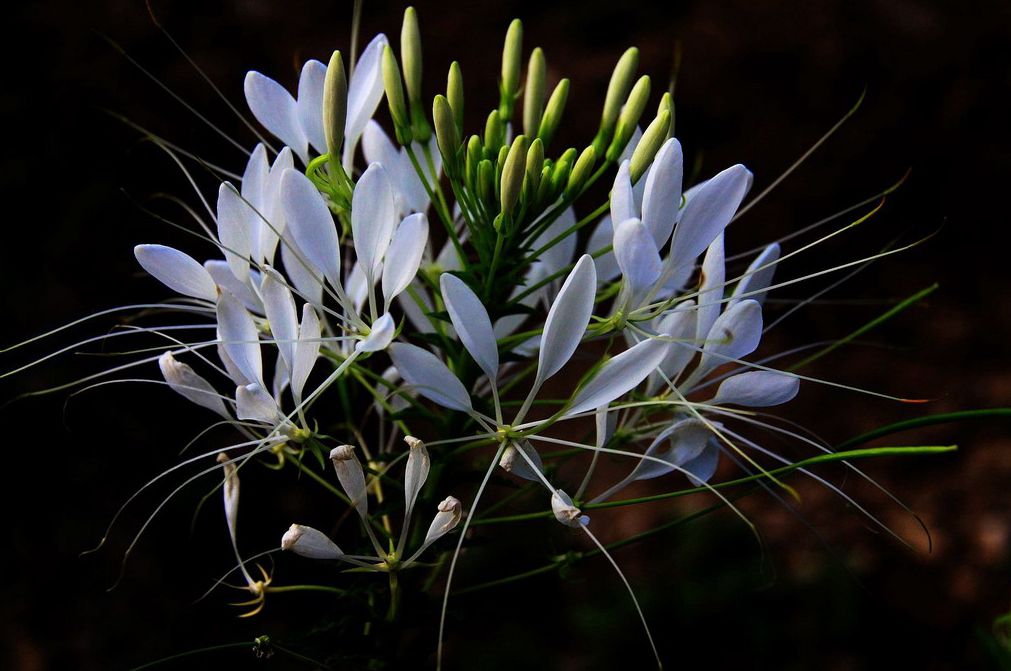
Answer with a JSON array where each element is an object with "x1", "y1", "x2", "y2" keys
[{"x1": 2, "y1": 0, "x2": 1009, "y2": 669}]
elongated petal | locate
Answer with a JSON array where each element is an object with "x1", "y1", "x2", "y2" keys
[
  {"x1": 388, "y1": 343, "x2": 472, "y2": 412},
  {"x1": 613, "y1": 217, "x2": 662, "y2": 291},
  {"x1": 498, "y1": 441, "x2": 544, "y2": 481},
  {"x1": 260, "y1": 267, "x2": 298, "y2": 371},
  {"x1": 330, "y1": 445, "x2": 369, "y2": 519},
  {"x1": 343, "y1": 33, "x2": 389, "y2": 170},
  {"x1": 696, "y1": 233, "x2": 726, "y2": 342},
  {"x1": 654, "y1": 300, "x2": 697, "y2": 384},
  {"x1": 695, "y1": 299, "x2": 763, "y2": 380},
  {"x1": 216, "y1": 290, "x2": 263, "y2": 385},
  {"x1": 236, "y1": 382, "x2": 279, "y2": 423},
  {"x1": 566, "y1": 335, "x2": 668, "y2": 417},
  {"x1": 280, "y1": 169, "x2": 341, "y2": 287},
  {"x1": 402, "y1": 436, "x2": 430, "y2": 524},
  {"x1": 683, "y1": 441, "x2": 720, "y2": 485},
  {"x1": 711, "y1": 370, "x2": 799, "y2": 407},
  {"x1": 217, "y1": 340, "x2": 249, "y2": 386},
  {"x1": 216, "y1": 182, "x2": 254, "y2": 284},
  {"x1": 356, "y1": 312, "x2": 395, "y2": 353},
  {"x1": 134, "y1": 244, "x2": 217, "y2": 301},
  {"x1": 610, "y1": 159, "x2": 636, "y2": 225},
  {"x1": 158, "y1": 352, "x2": 229, "y2": 417},
  {"x1": 280, "y1": 233, "x2": 324, "y2": 306},
  {"x1": 297, "y1": 59, "x2": 327, "y2": 155},
  {"x1": 291, "y1": 303, "x2": 321, "y2": 402},
  {"x1": 440, "y1": 273, "x2": 499, "y2": 382},
  {"x1": 667, "y1": 164, "x2": 752, "y2": 275},
  {"x1": 259, "y1": 147, "x2": 295, "y2": 264},
  {"x1": 241, "y1": 143, "x2": 269, "y2": 213},
  {"x1": 587, "y1": 215, "x2": 621, "y2": 282},
  {"x1": 536, "y1": 254, "x2": 596, "y2": 386},
  {"x1": 361, "y1": 120, "x2": 401, "y2": 177},
  {"x1": 244, "y1": 71, "x2": 308, "y2": 163},
  {"x1": 281, "y1": 524, "x2": 343, "y2": 559},
  {"x1": 352, "y1": 163, "x2": 397, "y2": 284},
  {"x1": 217, "y1": 452, "x2": 240, "y2": 543},
  {"x1": 640, "y1": 138, "x2": 683, "y2": 248},
  {"x1": 731, "y1": 242, "x2": 781, "y2": 306},
  {"x1": 205, "y1": 260, "x2": 262, "y2": 313},
  {"x1": 532, "y1": 206, "x2": 578, "y2": 282},
  {"x1": 382, "y1": 213, "x2": 429, "y2": 306}
]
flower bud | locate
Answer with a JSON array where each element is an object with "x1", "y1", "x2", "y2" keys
[
  {"x1": 607, "y1": 75, "x2": 651, "y2": 162},
  {"x1": 523, "y1": 47, "x2": 546, "y2": 137},
  {"x1": 400, "y1": 7, "x2": 423, "y2": 106},
  {"x1": 483, "y1": 109, "x2": 505, "y2": 155},
  {"x1": 323, "y1": 50, "x2": 348, "y2": 165},
  {"x1": 500, "y1": 135, "x2": 528, "y2": 217},
  {"x1": 447, "y1": 61, "x2": 464, "y2": 132},
  {"x1": 500, "y1": 19, "x2": 523, "y2": 116},
  {"x1": 433, "y1": 95, "x2": 460, "y2": 170},
  {"x1": 281, "y1": 523, "x2": 343, "y2": 559},
  {"x1": 477, "y1": 159, "x2": 496, "y2": 206},
  {"x1": 524, "y1": 137, "x2": 544, "y2": 196},
  {"x1": 403, "y1": 436, "x2": 431, "y2": 523},
  {"x1": 382, "y1": 46, "x2": 412, "y2": 144},
  {"x1": 330, "y1": 445, "x2": 369, "y2": 519},
  {"x1": 537, "y1": 78, "x2": 569, "y2": 149},
  {"x1": 465, "y1": 134, "x2": 482, "y2": 187},
  {"x1": 551, "y1": 489, "x2": 589, "y2": 528},
  {"x1": 597, "y1": 47, "x2": 640, "y2": 150},
  {"x1": 565, "y1": 145, "x2": 596, "y2": 197},
  {"x1": 657, "y1": 91, "x2": 675, "y2": 140},
  {"x1": 422, "y1": 496, "x2": 462, "y2": 546},
  {"x1": 629, "y1": 108, "x2": 671, "y2": 183}
]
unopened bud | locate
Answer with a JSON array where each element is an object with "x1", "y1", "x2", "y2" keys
[
  {"x1": 657, "y1": 91, "x2": 675, "y2": 140},
  {"x1": 381, "y1": 46, "x2": 412, "y2": 144},
  {"x1": 433, "y1": 95, "x2": 460, "y2": 169},
  {"x1": 447, "y1": 61, "x2": 464, "y2": 132},
  {"x1": 323, "y1": 51, "x2": 348, "y2": 164},
  {"x1": 607, "y1": 75, "x2": 651, "y2": 162},
  {"x1": 524, "y1": 137, "x2": 544, "y2": 195},
  {"x1": 523, "y1": 47, "x2": 546, "y2": 137},
  {"x1": 483, "y1": 109, "x2": 505, "y2": 155},
  {"x1": 500, "y1": 135, "x2": 528, "y2": 216},
  {"x1": 465, "y1": 134, "x2": 482, "y2": 187},
  {"x1": 422, "y1": 496, "x2": 462, "y2": 546},
  {"x1": 281, "y1": 523, "x2": 343, "y2": 559},
  {"x1": 400, "y1": 7, "x2": 423, "y2": 105},
  {"x1": 477, "y1": 159, "x2": 496, "y2": 206},
  {"x1": 330, "y1": 445, "x2": 369, "y2": 518},
  {"x1": 500, "y1": 19, "x2": 524, "y2": 116},
  {"x1": 537, "y1": 78, "x2": 569, "y2": 149},
  {"x1": 629, "y1": 108, "x2": 671, "y2": 183},
  {"x1": 566, "y1": 145, "x2": 596, "y2": 196}
]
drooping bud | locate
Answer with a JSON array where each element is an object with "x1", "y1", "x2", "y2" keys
[
  {"x1": 158, "y1": 351, "x2": 230, "y2": 418},
  {"x1": 499, "y1": 19, "x2": 524, "y2": 117},
  {"x1": 551, "y1": 489, "x2": 589, "y2": 528},
  {"x1": 447, "y1": 61, "x2": 465, "y2": 132},
  {"x1": 629, "y1": 108, "x2": 671, "y2": 183},
  {"x1": 523, "y1": 47, "x2": 546, "y2": 137},
  {"x1": 500, "y1": 135, "x2": 528, "y2": 217},
  {"x1": 565, "y1": 145, "x2": 597, "y2": 197},
  {"x1": 281, "y1": 523, "x2": 343, "y2": 559},
  {"x1": 537, "y1": 78, "x2": 569, "y2": 149},
  {"x1": 217, "y1": 452, "x2": 240, "y2": 542},
  {"x1": 381, "y1": 46, "x2": 412, "y2": 144},
  {"x1": 322, "y1": 50, "x2": 348, "y2": 167},
  {"x1": 433, "y1": 95, "x2": 461, "y2": 171},
  {"x1": 607, "y1": 75, "x2": 651, "y2": 162},
  {"x1": 596, "y1": 47, "x2": 640, "y2": 152},
  {"x1": 330, "y1": 445, "x2": 369, "y2": 519}
]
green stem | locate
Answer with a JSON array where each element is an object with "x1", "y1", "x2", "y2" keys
[{"x1": 837, "y1": 409, "x2": 1011, "y2": 451}]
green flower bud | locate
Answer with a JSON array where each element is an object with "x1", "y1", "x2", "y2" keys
[
  {"x1": 323, "y1": 50, "x2": 348, "y2": 163},
  {"x1": 484, "y1": 109, "x2": 505, "y2": 155},
  {"x1": 401, "y1": 7, "x2": 423, "y2": 105},
  {"x1": 566, "y1": 145, "x2": 596, "y2": 197},
  {"x1": 500, "y1": 19, "x2": 523, "y2": 117},
  {"x1": 523, "y1": 47, "x2": 546, "y2": 137},
  {"x1": 477, "y1": 159, "x2": 496, "y2": 206},
  {"x1": 465, "y1": 134, "x2": 482, "y2": 188},
  {"x1": 534, "y1": 163, "x2": 554, "y2": 207},
  {"x1": 550, "y1": 157, "x2": 572, "y2": 194},
  {"x1": 607, "y1": 74, "x2": 651, "y2": 162},
  {"x1": 657, "y1": 91, "x2": 675, "y2": 140},
  {"x1": 596, "y1": 47, "x2": 639, "y2": 152},
  {"x1": 524, "y1": 137, "x2": 544, "y2": 196},
  {"x1": 447, "y1": 61, "x2": 464, "y2": 132},
  {"x1": 629, "y1": 108, "x2": 670, "y2": 183},
  {"x1": 382, "y1": 46, "x2": 412, "y2": 144},
  {"x1": 433, "y1": 95, "x2": 460, "y2": 173},
  {"x1": 500, "y1": 135, "x2": 528, "y2": 217},
  {"x1": 537, "y1": 78, "x2": 569, "y2": 149}
]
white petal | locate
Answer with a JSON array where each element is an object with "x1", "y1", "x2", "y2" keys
[
  {"x1": 532, "y1": 207, "x2": 578, "y2": 287},
  {"x1": 356, "y1": 312, "x2": 395, "y2": 353},
  {"x1": 653, "y1": 300, "x2": 698, "y2": 384},
  {"x1": 610, "y1": 159, "x2": 636, "y2": 225},
  {"x1": 241, "y1": 143, "x2": 270, "y2": 214},
  {"x1": 695, "y1": 299, "x2": 763, "y2": 380},
  {"x1": 204, "y1": 260, "x2": 263, "y2": 313},
  {"x1": 565, "y1": 335, "x2": 668, "y2": 417},
  {"x1": 498, "y1": 441, "x2": 544, "y2": 481},
  {"x1": 352, "y1": 163, "x2": 397, "y2": 284},
  {"x1": 551, "y1": 490, "x2": 589, "y2": 528},
  {"x1": 587, "y1": 215, "x2": 621, "y2": 283},
  {"x1": 696, "y1": 233, "x2": 726, "y2": 342},
  {"x1": 440, "y1": 273, "x2": 499, "y2": 383},
  {"x1": 361, "y1": 121, "x2": 401, "y2": 177},
  {"x1": 272, "y1": 351, "x2": 290, "y2": 401},
  {"x1": 347, "y1": 261, "x2": 370, "y2": 314},
  {"x1": 217, "y1": 453, "x2": 240, "y2": 543},
  {"x1": 613, "y1": 217, "x2": 662, "y2": 292},
  {"x1": 297, "y1": 59, "x2": 327, "y2": 155},
  {"x1": 711, "y1": 370, "x2": 799, "y2": 407},
  {"x1": 158, "y1": 352, "x2": 229, "y2": 417},
  {"x1": 731, "y1": 242, "x2": 781, "y2": 306},
  {"x1": 291, "y1": 303, "x2": 321, "y2": 402},
  {"x1": 280, "y1": 168, "x2": 341, "y2": 287},
  {"x1": 281, "y1": 523, "x2": 343, "y2": 559},
  {"x1": 536, "y1": 254, "x2": 596, "y2": 386},
  {"x1": 216, "y1": 291, "x2": 263, "y2": 385},
  {"x1": 217, "y1": 340, "x2": 249, "y2": 386},
  {"x1": 343, "y1": 33, "x2": 389, "y2": 170},
  {"x1": 260, "y1": 267, "x2": 298, "y2": 371},
  {"x1": 216, "y1": 182, "x2": 254, "y2": 284},
  {"x1": 402, "y1": 437, "x2": 430, "y2": 524},
  {"x1": 134, "y1": 244, "x2": 217, "y2": 301},
  {"x1": 683, "y1": 441, "x2": 720, "y2": 486},
  {"x1": 330, "y1": 445, "x2": 369, "y2": 519},
  {"x1": 280, "y1": 232, "x2": 324, "y2": 306},
  {"x1": 640, "y1": 138, "x2": 683, "y2": 249},
  {"x1": 382, "y1": 213, "x2": 429, "y2": 306},
  {"x1": 388, "y1": 343, "x2": 472, "y2": 412},
  {"x1": 235, "y1": 382, "x2": 279, "y2": 423},
  {"x1": 667, "y1": 163, "x2": 752, "y2": 276},
  {"x1": 259, "y1": 147, "x2": 295, "y2": 264},
  {"x1": 420, "y1": 496, "x2": 462, "y2": 549},
  {"x1": 244, "y1": 70, "x2": 308, "y2": 163}
]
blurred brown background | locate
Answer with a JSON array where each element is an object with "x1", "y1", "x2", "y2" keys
[{"x1": 2, "y1": 0, "x2": 1009, "y2": 669}]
